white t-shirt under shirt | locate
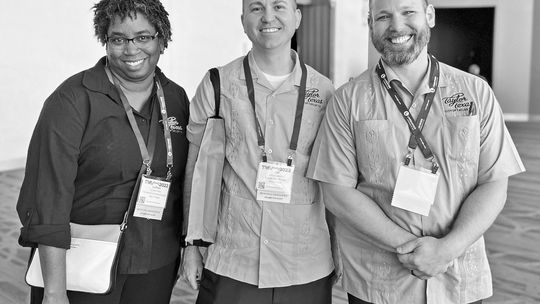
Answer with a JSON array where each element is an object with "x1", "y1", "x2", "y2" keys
[{"x1": 261, "y1": 71, "x2": 292, "y2": 89}]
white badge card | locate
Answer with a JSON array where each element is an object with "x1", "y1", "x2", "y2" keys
[
  {"x1": 133, "y1": 175, "x2": 170, "y2": 220},
  {"x1": 255, "y1": 162, "x2": 294, "y2": 204},
  {"x1": 391, "y1": 164, "x2": 439, "y2": 216}
]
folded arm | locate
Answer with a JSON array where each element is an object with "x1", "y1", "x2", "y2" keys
[
  {"x1": 322, "y1": 182, "x2": 417, "y2": 252},
  {"x1": 397, "y1": 178, "x2": 508, "y2": 278}
]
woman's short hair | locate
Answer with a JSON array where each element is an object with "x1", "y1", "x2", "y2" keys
[{"x1": 93, "y1": 0, "x2": 172, "y2": 48}]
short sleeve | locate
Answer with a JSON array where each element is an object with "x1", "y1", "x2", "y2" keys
[
  {"x1": 477, "y1": 84, "x2": 525, "y2": 184},
  {"x1": 187, "y1": 71, "x2": 217, "y2": 147},
  {"x1": 307, "y1": 86, "x2": 359, "y2": 188},
  {"x1": 17, "y1": 87, "x2": 85, "y2": 249}
]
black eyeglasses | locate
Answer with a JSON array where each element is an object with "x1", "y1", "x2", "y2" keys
[{"x1": 105, "y1": 32, "x2": 159, "y2": 49}]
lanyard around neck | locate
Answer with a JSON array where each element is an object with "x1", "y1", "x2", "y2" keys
[
  {"x1": 107, "y1": 67, "x2": 174, "y2": 179},
  {"x1": 242, "y1": 54, "x2": 307, "y2": 165},
  {"x1": 375, "y1": 54, "x2": 440, "y2": 172}
]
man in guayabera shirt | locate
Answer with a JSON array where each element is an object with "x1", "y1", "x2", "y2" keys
[
  {"x1": 180, "y1": 0, "x2": 336, "y2": 303},
  {"x1": 307, "y1": 0, "x2": 525, "y2": 303}
]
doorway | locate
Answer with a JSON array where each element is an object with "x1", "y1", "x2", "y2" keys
[
  {"x1": 296, "y1": 2, "x2": 333, "y2": 78},
  {"x1": 429, "y1": 7, "x2": 495, "y2": 84}
]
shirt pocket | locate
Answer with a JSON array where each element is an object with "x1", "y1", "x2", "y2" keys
[
  {"x1": 290, "y1": 152, "x2": 318, "y2": 205},
  {"x1": 353, "y1": 120, "x2": 392, "y2": 185},
  {"x1": 443, "y1": 115, "x2": 480, "y2": 193},
  {"x1": 227, "y1": 96, "x2": 253, "y2": 155}
]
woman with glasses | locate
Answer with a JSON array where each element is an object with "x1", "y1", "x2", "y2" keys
[{"x1": 16, "y1": 1, "x2": 189, "y2": 303}]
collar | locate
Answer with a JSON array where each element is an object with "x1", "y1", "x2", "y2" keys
[{"x1": 239, "y1": 50, "x2": 303, "y2": 88}]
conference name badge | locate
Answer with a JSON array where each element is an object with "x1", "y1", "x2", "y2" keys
[
  {"x1": 255, "y1": 162, "x2": 294, "y2": 204},
  {"x1": 133, "y1": 175, "x2": 171, "y2": 220},
  {"x1": 391, "y1": 164, "x2": 440, "y2": 216}
]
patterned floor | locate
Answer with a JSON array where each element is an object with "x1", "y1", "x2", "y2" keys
[
  {"x1": 0, "y1": 122, "x2": 538, "y2": 304},
  {"x1": 483, "y1": 122, "x2": 540, "y2": 304}
]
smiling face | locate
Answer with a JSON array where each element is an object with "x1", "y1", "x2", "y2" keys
[
  {"x1": 369, "y1": 0, "x2": 434, "y2": 66},
  {"x1": 106, "y1": 13, "x2": 163, "y2": 83},
  {"x1": 241, "y1": 0, "x2": 301, "y2": 54}
]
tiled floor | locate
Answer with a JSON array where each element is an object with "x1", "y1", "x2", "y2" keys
[
  {"x1": 0, "y1": 169, "x2": 29, "y2": 304},
  {"x1": 1, "y1": 122, "x2": 539, "y2": 304}
]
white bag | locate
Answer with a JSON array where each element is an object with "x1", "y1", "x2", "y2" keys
[
  {"x1": 185, "y1": 68, "x2": 225, "y2": 246},
  {"x1": 25, "y1": 223, "x2": 122, "y2": 294}
]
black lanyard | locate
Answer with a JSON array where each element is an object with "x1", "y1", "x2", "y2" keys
[
  {"x1": 375, "y1": 54, "x2": 440, "y2": 173},
  {"x1": 107, "y1": 67, "x2": 174, "y2": 180},
  {"x1": 242, "y1": 54, "x2": 307, "y2": 166}
]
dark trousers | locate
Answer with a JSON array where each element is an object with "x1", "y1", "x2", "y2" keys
[
  {"x1": 348, "y1": 293, "x2": 484, "y2": 304},
  {"x1": 197, "y1": 269, "x2": 333, "y2": 304},
  {"x1": 30, "y1": 259, "x2": 179, "y2": 304}
]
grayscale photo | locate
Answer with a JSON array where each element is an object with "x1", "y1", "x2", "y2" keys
[{"x1": 0, "y1": 0, "x2": 538, "y2": 303}]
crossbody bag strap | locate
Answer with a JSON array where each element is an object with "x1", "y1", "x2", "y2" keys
[
  {"x1": 120, "y1": 165, "x2": 146, "y2": 232},
  {"x1": 209, "y1": 68, "x2": 221, "y2": 118}
]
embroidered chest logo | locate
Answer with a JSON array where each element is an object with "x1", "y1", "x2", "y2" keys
[
  {"x1": 304, "y1": 88, "x2": 324, "y2": 110},
  {"x1": 442, "y1": 93, "x2": 476, "y2": 116},
  {"x1": 162, "y1": 116, "x2": 184, "y2": 133}
]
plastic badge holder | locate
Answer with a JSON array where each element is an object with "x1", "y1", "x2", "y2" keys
[{"x1": 391, "y1": 164, "x2": 439, "y2": 216}]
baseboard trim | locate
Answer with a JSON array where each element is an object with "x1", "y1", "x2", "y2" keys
[
  {"x1": 504, "y1": 113, "x2": 529, "y2": 122},
  {"x1": 529, "y1": 115, "x2": 540, "y2": 122},
  {"x1": 0, "y1": 157, "x2": 26, "y2": 172}
]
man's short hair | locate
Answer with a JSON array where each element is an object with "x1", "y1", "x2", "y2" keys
[
  {"x1": 242, "y1": 0, "x2": 298, "y2": 12},
  {"x1": 368, "y1": 0, "x2": 428, "y2": 11}
]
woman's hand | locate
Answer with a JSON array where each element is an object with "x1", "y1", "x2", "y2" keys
[
  {"x1": 39, "y1": 245, "x2": 69, "y2": 304},
  {"x1": 179, "y1": 246, "x2": 203, "y2": 290},
  {"x1": 42, "y1": 291, "x2": 69, "y2": 304}
]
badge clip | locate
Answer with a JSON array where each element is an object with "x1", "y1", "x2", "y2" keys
[
  {"x1": 260, "y1": 147, "x2": 268, "y2": 163},
  {"x1": 166, "y1": 165, "x2": 173, "y2": 181},
  {"x1": 431, "y1": 161, "x2": 439, "y2": 174},
  {"x1": 404, "y1": 153, "x2": 413, "y2": 166},
  {"x1": 143, "y1": 160, "x2": 152, "y2": 175},
  {"x1": 286, "y1": 154, "x2": 293, "y2": 167}
]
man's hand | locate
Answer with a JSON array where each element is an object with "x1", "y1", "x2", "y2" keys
[
  {"x1": 396, "y1": 236, "x2": 454, "y2": 279},
  {"x1": 179, "y1": 246, "x2": 203, "y2": 290}
]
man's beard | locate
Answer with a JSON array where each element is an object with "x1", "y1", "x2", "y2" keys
[{"x1": 371, "y1": 25, "x2": 430, "y2": 66}]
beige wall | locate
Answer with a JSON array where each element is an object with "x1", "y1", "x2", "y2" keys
[
  {"x1": 367, "y1": 0, "x2": 534, "y2": 119},
  {"x1": 0, "y1": 1, "x2": 102, "y2": 170},
  {"x1": 332, "y1": 0, "x2": 370, "y2": 87},
  {"x1": 0, "y1": 1, "x2": 249, "y2": 171},
  {"x1": 530, "y1": 0, "x2": 540, "y2": 121},
  {"x1": 161, "y1": 1, "x2": 250, "y2": 98}
]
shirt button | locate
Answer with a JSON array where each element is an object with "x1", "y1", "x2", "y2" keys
[
  {"x1": 263, "y1": 239, "x2": 269, "y2": 245},
  {"x1": 268, "y1": 119, "x2": 274, "y2": 125},
  {"x1": 411, "y1": 102, "x2": 417, "y2": 108},
  {"x1": 267, "y1": 148, "x2": 273, "y2": 154}
]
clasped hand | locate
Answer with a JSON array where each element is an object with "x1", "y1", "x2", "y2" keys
[
  {"x1": 396, "y1": 236, "x2": 455, "y2": 280},
  {"x1": 178, "y1": 246, "x2": 203, "y2": 290}
]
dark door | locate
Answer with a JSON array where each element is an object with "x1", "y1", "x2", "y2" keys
[
  {"x1": 429, "y1": 7, "x2": 495, "y2": 84},
  {"x1": 296, "y1": 3, "x2": 333, "y2": 78}
]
